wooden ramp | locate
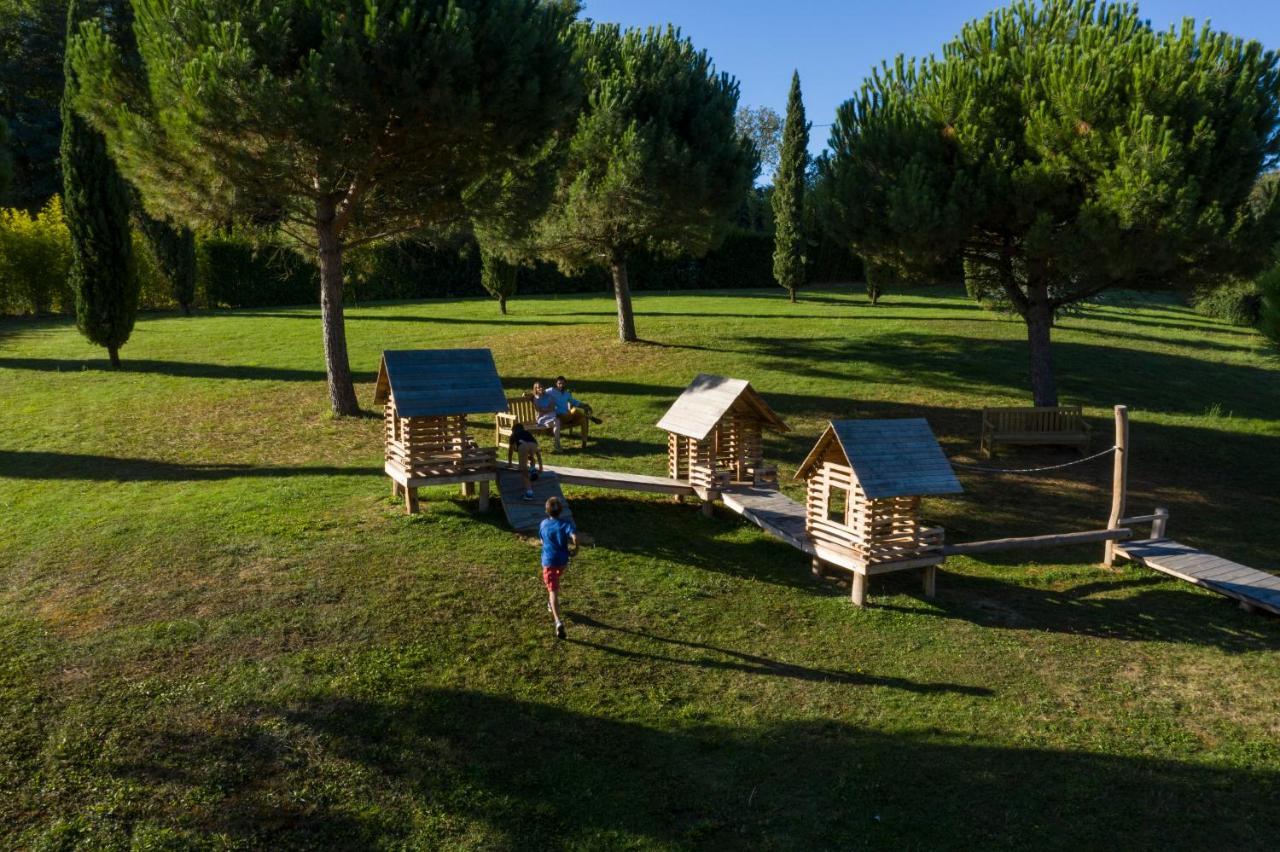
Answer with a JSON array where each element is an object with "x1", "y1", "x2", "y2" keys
[
  {"x1": 720, "y1": 485, "x2": 814, "y2": 555},
  {"x1": 497, "y1": 462, "x2": 694, "y2": 496},
  {"x1": 1116, "y1": 539, "x2": 1280, "y2": 616},
  {"x1": 496, "y1": 468, "x2": 573, "y2": 533}
]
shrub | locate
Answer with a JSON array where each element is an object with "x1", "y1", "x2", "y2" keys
[
  {"x1": 1192, "y1": 280, "x2": 1264, "y2": 327},
  {"x1": 0, "y1": 196, "x2": 72, "y2": 315},
  {"x1": 1259, "y1": 264, "x2": 1280, "y2": 345},
  {"x1": 199, "y1": 233, "x2": 317, "y2": 308}
]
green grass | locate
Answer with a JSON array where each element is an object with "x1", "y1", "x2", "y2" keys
[{"x1": 2, "y1": 285, "x2": 1278, "y2": 850}]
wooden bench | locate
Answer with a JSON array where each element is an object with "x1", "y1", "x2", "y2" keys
[
  {"x1": 495, "y1": 396, "x2": 589, "y2": 450},
  {"x1": 980, "y1": 405, "x2": 1091, "y2": 458}
]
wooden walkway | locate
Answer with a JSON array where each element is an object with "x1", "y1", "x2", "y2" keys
[
  {"x1": 1115, "y1": 539, "x2": 1280, "y2": 616},
  {"x1": 497, "y1": 461, "x2": 694, "y2": 496},
  {"x1": 719, "y1": 485, "x2": 814, "y2": 555},
  {"x1": 496, "y1": 468, "x2": 573, "y2": 533}
]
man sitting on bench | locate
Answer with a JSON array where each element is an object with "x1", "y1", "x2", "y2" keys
[{"x1": 546, "y1": 376, "x2": 602, "y2": 443}]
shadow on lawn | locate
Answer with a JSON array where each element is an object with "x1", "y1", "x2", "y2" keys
[
  {"x1": 564, "y1": 612, "x2": 993, "y2": 695},
  {"x1": 0, "y1": 356, "x2": 378, "y2": 383},
  {"x1": 0, "y1": 450, "x2": 379, "y2": 482},
  {"x1": 883, "y1": 571, "x2": 1280, "y2": 653},
  {"x1": 98, "y1": 688, "x2": 1278, "y2": 848}
]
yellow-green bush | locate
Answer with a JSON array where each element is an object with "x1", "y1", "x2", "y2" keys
[{"x1": 0, "y1": 196, "x2": 72, "y2": 315}]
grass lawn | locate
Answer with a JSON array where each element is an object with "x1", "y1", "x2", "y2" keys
[{"x1": 2, "y1": 285, "x2": 1278, "y2": 849}]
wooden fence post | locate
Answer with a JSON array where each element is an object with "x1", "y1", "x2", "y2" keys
[{"x1": 1103, "y1": 405, "x2": 1129, "y2": 567}]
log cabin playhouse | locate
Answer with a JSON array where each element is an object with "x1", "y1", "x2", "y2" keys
[
  {"x1": 795, "y1": 419, "x2": 963, "y2": 605},
  {"x1": 656, "y1": 374, "x2": 789, "y2": 499},
  {"x1": 374, "y1": 349, "x2": 509, "y2": 514}
]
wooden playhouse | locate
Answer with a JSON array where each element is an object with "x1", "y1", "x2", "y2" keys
[
  {"x1": 796, "y1": 419, "x2": 963, "y2": 605},
  {"x1": 373, "y1": 349, "x2": 509, "y2": 514},
  {"x1": 656, "y1": 374, "x2": 789, "y2": 495}
]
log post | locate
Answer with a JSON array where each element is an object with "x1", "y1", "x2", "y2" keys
[
  {"x1": 851, "y1": 572, "x2": 868, "y2": 606},
  {"x1": 404, "y1": 486, "x2": 419, "y2": 515},
  {"x1": 478, "y1": 480, "x2": 490, "y2": 513},
  {"x1": 1103, "y1": 405, "x2": 1129, "y2": 567},
  {"x1": 922, "y1": 565, "x2": 937, "y2": 598},
  {"x1": 1151, "y1": 507, "x2": 1169, "y2": 540}
]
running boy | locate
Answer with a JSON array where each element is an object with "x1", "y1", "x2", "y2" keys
[
  {"x1": 507, "y1": 421, "x2": 543, "y2": 502},
  {"x1": 539, "y1": 496, "x2": 577, "y2": 639}
]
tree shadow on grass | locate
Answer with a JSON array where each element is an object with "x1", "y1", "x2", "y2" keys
[
  {"x1": 226, "y1": 310, "x2": 585, "y2": 327},
  {"x1": 564, "y1": 612, "x2": 993, "y2": 696},
  {"x1": 880, "y1": 570, "x2": 1280, "y2": 653},
  {"x1": 0, "y1": 356, "x2": 381, "y2": 384},
  {"x1": 94, "y1": 687, "x2": 1278, "y2": 848},
  {"x1": 0, "y1": 450, "x2": 379, "y2": 482}
]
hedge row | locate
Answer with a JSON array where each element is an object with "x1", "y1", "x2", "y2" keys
[{"x1": 1, "y1": 206, "x2": 863, "y2": 314}]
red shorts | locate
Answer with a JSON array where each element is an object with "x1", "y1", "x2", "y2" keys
[{"x1": 542, "y1": 565, "x2": 565, "y2": 592}]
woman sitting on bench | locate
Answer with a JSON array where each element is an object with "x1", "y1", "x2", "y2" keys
[{"x1": 531, "y1": 382, "x2": 562, "y2": 448}]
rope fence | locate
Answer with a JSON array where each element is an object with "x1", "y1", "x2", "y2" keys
[{"x1": 949, "y1": 445, "x2": 1118, "y2": 475}]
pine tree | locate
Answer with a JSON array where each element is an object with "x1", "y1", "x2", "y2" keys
[
  {"x1": 771, "y1": 71, "x2": 809, "y2": 303},
  {"x1": 479, "y1": 246, "x2": 518, "y2": 315},
  {"x1": 536, "y1": 25, "x2": 756, "y2": 342},
  {"x1": 827, "y1": 0, "x2": 1280, "y2": 405},
  {"x1": 69, "y1": 0, "x2": 582, "y2": 415},
  {"x1": 61, "y1": 0, "x2": 135, "y2": 368}
]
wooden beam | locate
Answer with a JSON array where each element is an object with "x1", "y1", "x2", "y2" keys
[{"x1": 943, "y1": 527, "x2": 1132, "y2": 556}]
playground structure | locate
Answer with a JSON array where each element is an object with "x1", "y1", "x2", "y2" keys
[
  {"x1": 374, "y1": 349, "x2": 507, "y2": 514},
  {"x1": 657, "y1": 374, "x2": 788, "y2": 500},
  {"x1": 376, "y1": 351, "x2": 1278, "y2": 614},
  {"x1": 795, "y1": 419, "x2": 962, "y2": 606}
]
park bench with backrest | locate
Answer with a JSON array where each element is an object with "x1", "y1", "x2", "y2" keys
[
  {"x1": 495, "y1": 396, "x2": 589, "y2": 450},
  {"x1": 979, "y1": 405, "x2": 1091, "y2": 457}
]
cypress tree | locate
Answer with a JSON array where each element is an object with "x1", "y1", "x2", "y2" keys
[
  {"x1": 61, "y1": 0, "x2": 136, "y2": 368},
  {"x1": 772, "y1": 71, "x2": 809, "y2": 303}
]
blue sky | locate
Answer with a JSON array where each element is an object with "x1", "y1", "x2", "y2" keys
[{"x1": 583, "y1": 1, "x2": 1280, "y2": 166}]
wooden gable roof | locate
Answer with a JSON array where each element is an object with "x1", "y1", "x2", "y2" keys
[
  {"x1": 372, "y1": 349, "x2": 509, "y2": 418},
  {"x1": 655, "y1": 374, "x2": 789, "y2": 441},
  {"x1": 795, "y1": 418, "x2": 963, "y2": 499}
]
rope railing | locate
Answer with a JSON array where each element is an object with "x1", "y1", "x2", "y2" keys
[{"x1": 949, "y1": 445, "x2": 1118, "y2": 475}]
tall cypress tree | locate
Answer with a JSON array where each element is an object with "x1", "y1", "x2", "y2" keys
[
  {"x1": 772, "y1": 71, "x2": 809, "y2": 303},
  {"x1": 61, "y1": 0, "x2": 136, "y2": 368}
]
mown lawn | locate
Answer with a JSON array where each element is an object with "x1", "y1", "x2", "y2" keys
[{"x1": 1, "y1": 285, "x2": 1278, "y2": 850}]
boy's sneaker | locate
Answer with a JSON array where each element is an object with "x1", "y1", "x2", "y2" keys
[
  {"x1": 589, "y1": 415, "x2": 603, "y2": 425},
  {"x1": 555, "y1": 621, "x2": 566, "y2": 640},
  {"x1": 522, "y1": 491, "x2": 536, "y2": 501}
]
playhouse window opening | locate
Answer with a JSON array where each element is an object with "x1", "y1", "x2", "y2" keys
[{"x1": 827, "y1": 485, "x2": 848, "y2": 525}]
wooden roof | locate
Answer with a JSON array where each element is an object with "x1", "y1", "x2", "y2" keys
[
  {"x1": 655, "y1": 374, "x2": 789, "y2": 441},
  {"x1": 795, "y1": 418, "x2": 963, "y2": 499},
  {"x1": 372, "y1": 349, "x2": 509, "y2": 418}
]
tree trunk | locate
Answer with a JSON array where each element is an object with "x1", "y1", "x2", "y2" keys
[
  {"x1": 498, "y1": 295, "x2": 507, "y2": 315},
  {"x1": 316, "y1": 207, "x2": 360, "y2": 417},
  {"x1": 610, "y1": 252, "x2": 638, "y2": 343},
  {"x1": 788, "y1": 287, "x2": 797, "y2": 304},
  {"x1": 108, "y1": 345, "x2": 120, "y2": 369},
  {"x1": 1025, "y1": 292, "x2": 1058, "y2": 407}
]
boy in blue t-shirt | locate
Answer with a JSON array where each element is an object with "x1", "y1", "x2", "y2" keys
[{"x1": 539, "y1": 496, "x2": 578, "y2": 639}]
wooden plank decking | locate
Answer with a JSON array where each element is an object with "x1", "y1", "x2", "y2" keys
[
  {"x1": 1115, "y1": 538, "x2": 1280, "y2": 616},
  {"x1": 497, "y1": 461, "x2": 695, "y2": 496},
  {"x1": 719, "y1": 485, "x2": 814, "y2": 555},
  {"x1": 496, "y1": 468, "x2": 573, "y2": 533}
]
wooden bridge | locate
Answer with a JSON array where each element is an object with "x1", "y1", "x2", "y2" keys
[{"x1": 1115, "y1": 538, "x2": 1280, "y2": 616}]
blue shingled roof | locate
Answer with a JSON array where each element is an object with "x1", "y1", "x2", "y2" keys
[
  {"x1": 798, "y1": 418, "x2": 963, "y2": 499},
  {"x1": 373, "y1": 349, "x2": 509, "y2": 417}
]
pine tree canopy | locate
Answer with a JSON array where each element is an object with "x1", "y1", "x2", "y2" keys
[
  {"x1": 827, "y1": 0, "x2": 1280, "y2": 405},
  {"x1": 67, "y1": 0, "x2": 583, "y2": 413}
]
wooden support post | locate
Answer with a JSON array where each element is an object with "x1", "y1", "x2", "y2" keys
[
  {"x1": 404, "y1": 486, "x2": 419, "y2": 515},
  {"x1": 461, "y1": 481, "x2": 475, "y2": 497},
  {"x1": 478, "y1": 480, "x2": 490, "y2": 513},
  {"x1": 1151, "y1": 507, "x2": 1169, "y2": 540},
  {"x1": 922, "y1": 565, "x2": 937, "y2": 598},
  {"x1": 392, "y1": 480, "x2": 402, "y2": 498},
  {"x1": 700, "y1": 500, "x2": 714, "y2": 518},
  {"x1": 851, "y1": 572, "x2": 867, "y2": 606},
  {"x1": 812, "y1": 557, "x2": 825, "y2": 577},
  {"x1": 1103, "y1": 405, "x2": 1129, "y2": 568}
]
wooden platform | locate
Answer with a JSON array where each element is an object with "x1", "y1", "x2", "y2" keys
[
  {"x1": 1115, "y1": 539, "x2": 1280, "y2": 616},
  {"x1": 719, "y1": 485, "x2": 814, "y2": 555},
  {"x1": 497, "y1": 461, "x2": 695, "y2": 496},
  {"x1": 496, "y1": 468, "x2": 574, "y2": 533}
]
